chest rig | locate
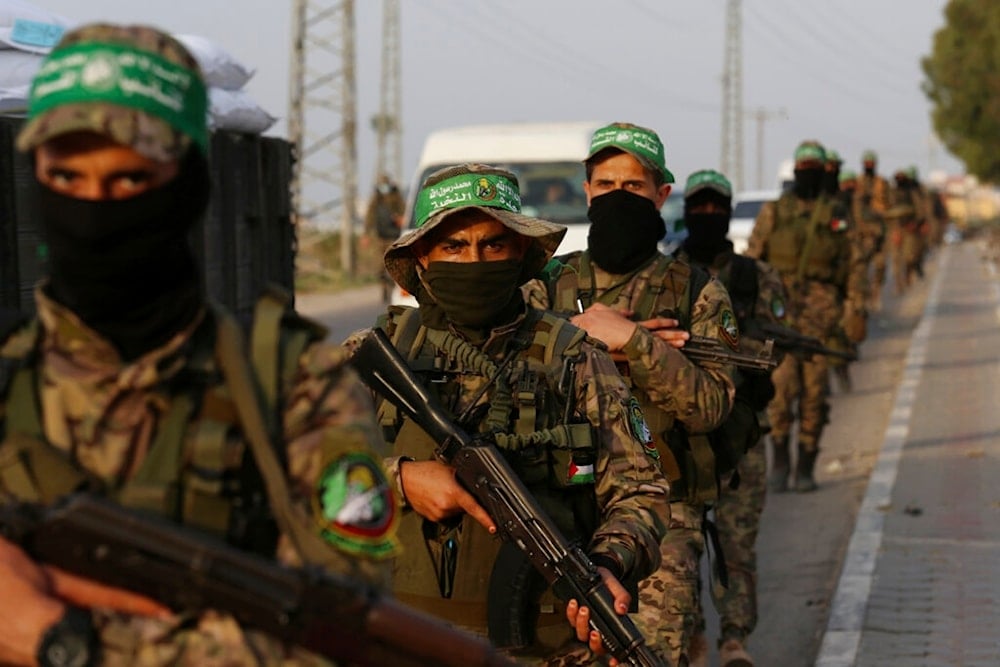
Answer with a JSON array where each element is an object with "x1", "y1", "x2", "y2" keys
[
  {"x1": 766, "y1": 193, "x2": 844, "y2": 286},
  {"x1": 0, "y1": 290, "x2": 324, "y2": 558},
  {"x1": 547, "y1": 252, "x2": 732, "y2": 503},
  {"x1": 378, "y1": 306, "x2": 597, "y2": 646}
]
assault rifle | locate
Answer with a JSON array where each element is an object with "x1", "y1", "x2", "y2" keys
[
  {"x1": 352, "y1": 328, "x2": 667, "y2": 667},
  {"x1": 0, "y1": 495, "x2": 514, "y2": 667},
  {"x1": 748, "y1": 321, "x2": 858, "y2": 362},
  {"x1": 682, "y1": 335, "x2": 777, "y2": 372}
]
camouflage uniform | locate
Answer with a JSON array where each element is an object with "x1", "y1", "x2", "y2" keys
[
  {"x1": 0, "y1": 24, "x2": 398, "y2": 666},
  {"x1": 746, "y1": 175, "x2": 854, "y2": 490},
  {"x1": 674, "y1": 244, "x2": 788, "y2": 649},
  {"x1": 890, "y1": 174, "x2": 928, "y2": 294},
  {"x1": 350, "y1": 163, "x2": 670, "y2": 666},
  {"x1": 1, "y1": 290, "x2": 396, "y2": 667},
  {"x1": 855, "y1": 166, "x2": 892, "y2": 312},
  {"x1": 363, "y1": 178, "x2": 406, "y2": 302},
  {"x1": 525, "y1": 252, "x2": 737, "y2": 666}
]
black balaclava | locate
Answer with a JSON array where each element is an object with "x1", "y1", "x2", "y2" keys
[
  {"x1": 39, "y1": 150, "x2": 210, "y2": 361},
  {"x1": 416, "y1": 259, "x2": 525, "y2": 343},
  {"x1": 822, "y1": 168, "x2": 840, "y2": 196},
  {"x1": 587, "y1": 189, "x2": 665, "y2": 274},
  {"x1": 793, "y1": 167, "x2": 824, "y2": 200},
  {"x1": 682, "y1": 191, "x2": 731, "y2": 265},
  {"x1": 863, "y1": 164, "x2": 876, "y2": 177}
]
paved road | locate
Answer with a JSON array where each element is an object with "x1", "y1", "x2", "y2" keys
[{"x1": 296, "y1": 243, "x2": 990, "y2": 666}]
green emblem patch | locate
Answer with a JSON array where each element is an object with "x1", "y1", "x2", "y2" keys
[
  {"x1": 627, "y1": 397, "x2": 657, "y2": 459},
  {"x1": 313, "y1": 452, "x2": 398, "y2": 558},
  {"x1": 475, "y1": 177, "x2": 497, "y2": 201},
  {"x1": 719, "y1": 308, "x2": 740, "y2": 349},
  {"x1": 771, "y1": 296, "x2": 786, "y2": 319}
]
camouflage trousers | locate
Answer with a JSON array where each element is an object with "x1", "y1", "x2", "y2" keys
[
  {"x1": 869, "y1": 245, "x2": 888, "y2": 311},
  {"x1": 894, "y1": 226, "x2": 924, "y2": 294},
  {"x1": 635, "y1": 501, "x2": 704, "y2": 667},
  {"x1": 709, "y1": 439, "x2": 767, "y2": 641}
]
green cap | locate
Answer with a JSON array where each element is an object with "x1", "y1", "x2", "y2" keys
[
  {"x1": 17, "y1": 23, "x2": 208, "y2": 161},
  {"x1": 385, "y1": 164, "x2": 566, "y2": 296},
  {"x1": 838, "y1": 169, "x2": 857, "y2": 183},
  {"x1": 586, "y1": 122, "x2": 674, "y2": 184},
  {"x1": 825, "y1": 149, "x2": 842, "y2": 165},
  {"x1": 862, "y1": 149, "x2": 878, "y2": 163},
  {"x1": 794, "y1": 140, "x2": 826, "y2": 165},
  {"x1": 684, "y1": 169, "x2": 732, "y2": 199}
]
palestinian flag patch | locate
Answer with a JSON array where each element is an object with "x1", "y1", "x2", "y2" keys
[
  {"x1": 313, "y1": 452, "x2": 399, "y2": 558},
  {"x1": 718, "y1": 308, "x2": 740, "y2": 349},
  {"x1": 568, "y1": 460, "x2": 596, "y2": 484},
  {"x1": 830, "y1": 218, "x2": 849, "y2": 232}
]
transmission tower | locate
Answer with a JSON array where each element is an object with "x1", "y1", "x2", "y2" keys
[
  {"x1": 289, "y1": 0, "x2": 358, "y2": 276},
  {"x1": 371, "y1": 0, "x2": 402, "y2": 185},
  {"x1": 720, "y1": 0, "x2": 744, "y2": 191},
  {"x1": 747, "y1": 107, "x2": 787, "y2": 189}
]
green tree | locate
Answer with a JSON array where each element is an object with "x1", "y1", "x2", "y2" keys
[{"x1": 922, "y1": 0, "x2": 1000, "y2": 182}]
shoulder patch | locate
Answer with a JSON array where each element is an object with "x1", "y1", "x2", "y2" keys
[
  {"x1": 771, "y1": 296, "x2": 786, "y2": 320},
  {"x1": 718, "y1": 307, "x2": 740, "y2": 349},
  {"x1": 313, "y1": 451, "x2": 399, "y2": 558},
  {"x1": 626, "y1": 396, "x2": 658, "y2": 459}
]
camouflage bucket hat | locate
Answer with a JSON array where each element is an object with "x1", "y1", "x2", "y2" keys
[
  {"x1": 16, "y1": 23, "x2": 208, "y2": 161},
  {"x1": 862, "y1": 149, "x2": 878, "y2": 163},
  {"x1": 684, "y1": 169, "x2": 732, "y2": 200},
  {"x1": 586, "y1": 122, "x2": 675, "y2": 184},
  {"x1": 825, "y1": 148, "x2": 842, "y2": 165},
  {"x1": 385, "y1": 164, "x2": 567, "y2": 295},
  {"x1": 794, "y1": 140, "x2": 826, "y2": 165},
  {"x1": 838, "y1": 169, "x2": 858, "y2": 183}
]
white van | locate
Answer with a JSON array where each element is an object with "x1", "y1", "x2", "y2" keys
[{"x1": 390, "y1": 121, "x2": 603, "y2": 305}]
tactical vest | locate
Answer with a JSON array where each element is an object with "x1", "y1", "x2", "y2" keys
[
  {"x1": 547, "y1": 251, "x2": 730, "y2": 504},
  {"x1": 0, "y1": 289, "x2": 327, "y2": 560},
  {"x1": 764, "y1": 193, "x2": 849, "y2": 287},
  {"x1": 377, "y1": 306, "x2": 597, "y2": 648}
]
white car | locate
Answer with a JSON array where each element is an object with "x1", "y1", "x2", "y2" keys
[{"x1": 730, "y1": 189, "x2": 779, "y2": 254}]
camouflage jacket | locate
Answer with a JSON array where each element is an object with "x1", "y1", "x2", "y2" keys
[
  {"x1": 343, "y1": 307, "x2": 669, "y2": 643},
  {"x1": 0, "y1": 287, "x2": 397, "y2": 667},
  {"x1": 524, "y1": 251, "x2": 736, "y2": 434}
]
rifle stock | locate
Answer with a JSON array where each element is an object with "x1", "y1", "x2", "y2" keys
[
  {"x1": 352, "y1": 328, "x2": 666, "y2": 667},
  {"x1": 0, "y1": 495, "x2": 514, "y2": 667}
]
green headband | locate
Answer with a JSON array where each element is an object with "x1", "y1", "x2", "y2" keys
[
  {"x1": 794, "y1": 143, "x2": 826, "y2": 164},
  {"x1": 588, "y1": 125, "x2": 675, "y2": 183},
  {"x1": 685, "y1": 169, "x2": 732, "y2": 199},
  {"x1": 29, "y1": 41, "x2": 208, "y2": 153},
  {"x1": 414, "y1": 172, "x2": 521, "y2": 228}
]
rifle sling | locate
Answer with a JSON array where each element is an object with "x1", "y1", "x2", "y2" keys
[{"x1": 214, "y1": 312, "x2": 360, "y2": 576}]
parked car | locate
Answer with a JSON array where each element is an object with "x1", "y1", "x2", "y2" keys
[{"x1": 730, "y1": 189, "x2": 779, "y2": 254}]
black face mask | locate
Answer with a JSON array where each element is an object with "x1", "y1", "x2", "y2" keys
[
  {"x1": 682, "y1": 211, "x2": 731, "y2": 265},
  {"x1": 38, "y1": 153, "x2": 211, "y2": 361},
  {"x1": 793, "y1": 168, "x2": 824, "y2": 200},
  {"x1": 822, "y1": 170, "x2": 840, "y2": 196},
  {"x1": 586, "y1": 189, "x2": 665, "y2": 274},
  {"x1": 863, "y1": 166, "x2": 875, "y2": 177},
  {"x1": 419, "y1": 259, "x2": 524, "y2": 332}
]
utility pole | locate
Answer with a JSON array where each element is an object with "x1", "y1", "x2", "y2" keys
[
  {"x1": 289, "y1": 0, "x2": 358, "y2": 276},
  {"x1": 371, "y1": 0, "x2": 402, "y2": 185},
  {"x1": 720, "y1": 0, "x2": 744, "y2": 191},
  {"x1": 747, "y1": 107, "x2": 786, "y2": 189}
]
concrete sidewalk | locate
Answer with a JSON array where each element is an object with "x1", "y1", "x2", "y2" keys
[{"x1": 817, "y1": 240, "x2": 1000, "y2": 666}]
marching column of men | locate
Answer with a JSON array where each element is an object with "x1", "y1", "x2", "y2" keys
[{"x1": 0, "y1": 30, "x2": 950, "y2": 667}]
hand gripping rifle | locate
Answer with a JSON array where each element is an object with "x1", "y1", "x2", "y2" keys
[
  {"x1": 352, "y1": 328, "x2": 667, "y2": 667},
  {"x1": 0, "y1": 495, "x2": 515, "y2": 667}
]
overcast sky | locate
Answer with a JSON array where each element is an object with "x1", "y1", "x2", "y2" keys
[{"x1": 36, "y1": 0, "x2": 960, "y2": 205}]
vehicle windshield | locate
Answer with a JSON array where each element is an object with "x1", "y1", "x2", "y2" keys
[
  {"x1": 733, "y1": 199, "x2": 766, "y2": 219},
  {"x1": 409, "y1": 161, "x2": 587, "y2": 227}
]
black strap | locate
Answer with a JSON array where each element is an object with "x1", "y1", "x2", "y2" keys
[{"x1": 726, "y1": 254, "x2": 760, "y2": 327}]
